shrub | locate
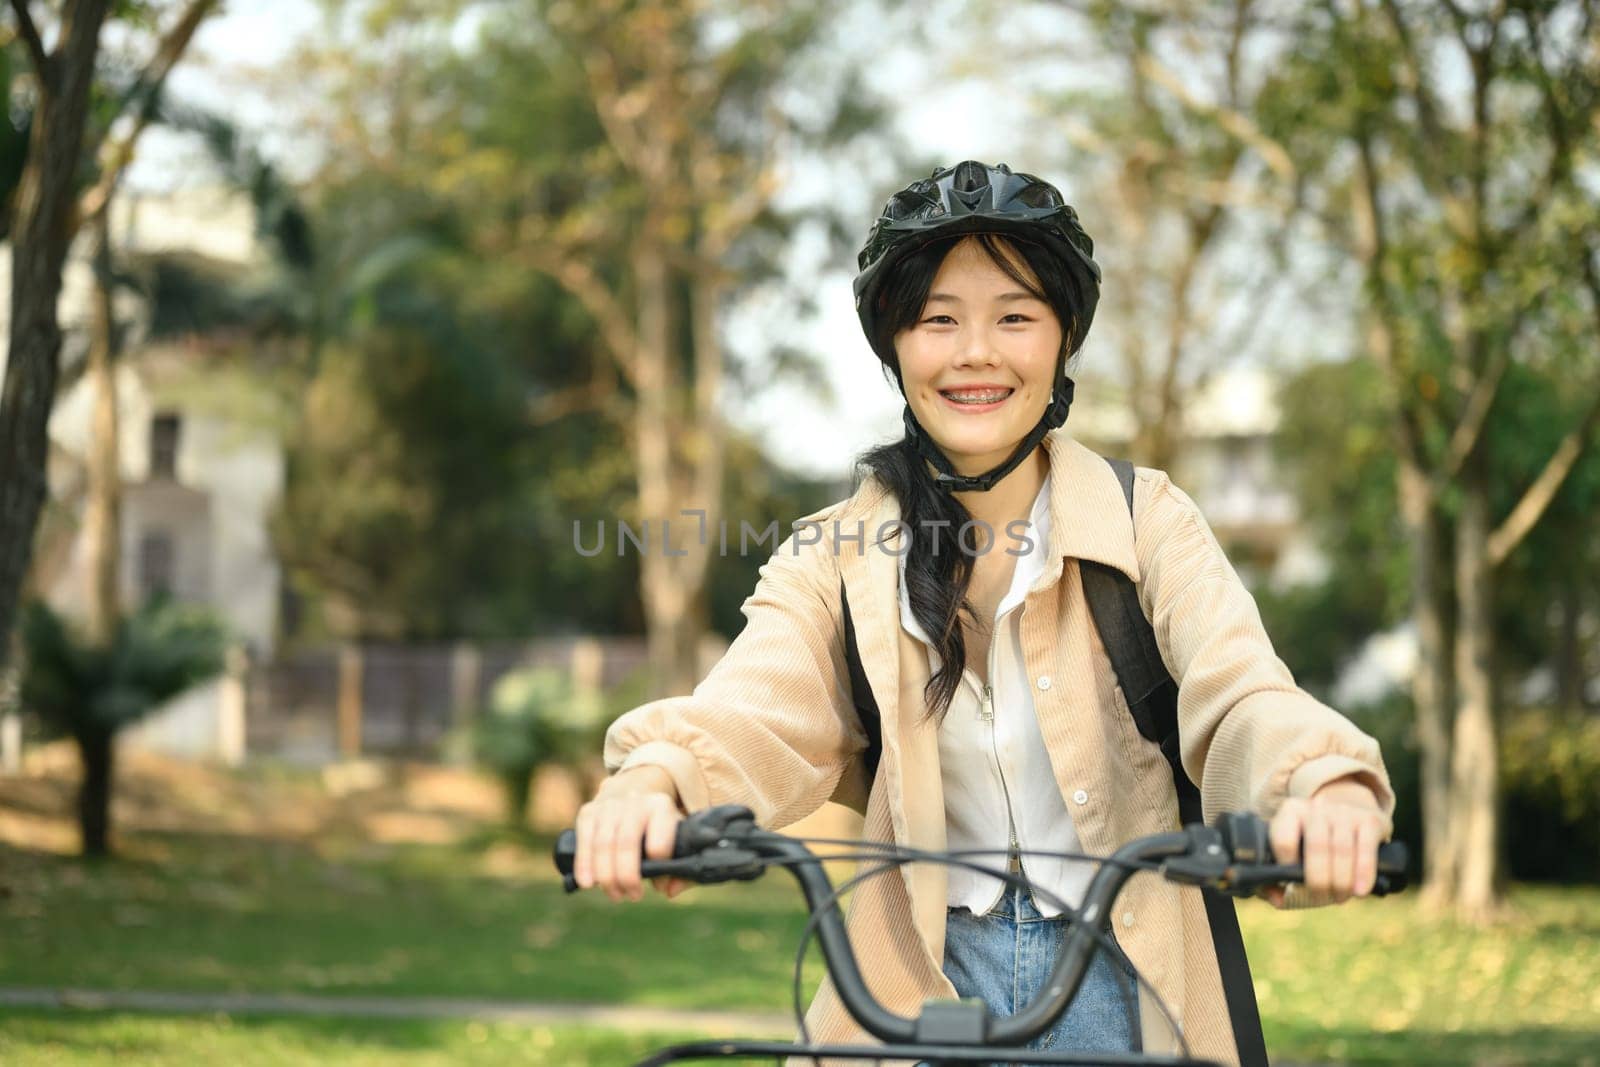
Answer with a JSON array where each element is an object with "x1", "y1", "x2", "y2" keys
[
  {"x1": 1345, "y1": 697, "x2": 1600, "y2": 883},
  {"x1": 1501, "y1": 708, "x2": 1600, "y2": 883},
  {"x1": 465, "y1": 667, "x2": 605, "y2": 826}
]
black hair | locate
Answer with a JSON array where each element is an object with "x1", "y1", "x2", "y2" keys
[{"x1": 854, "y1": 232, "x2": 1085, "y2": 724}]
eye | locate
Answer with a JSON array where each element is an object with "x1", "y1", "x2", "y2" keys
[
  {"x1": 921, "y1": 314, "x2": 956, "y2": 325},
  {"x1": 1000, "y1": 314, "x2": 1034, "y2": 324}
]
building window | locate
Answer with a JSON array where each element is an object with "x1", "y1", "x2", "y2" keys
[
  {"x1": 150, "y1": 413, "x2": 181, "y2": 480},
  {"x1": 138, "y1": 530, "x2": 175, "y2": 603}
]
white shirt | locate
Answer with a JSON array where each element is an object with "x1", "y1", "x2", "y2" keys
[{"x1": 897, "y1": 472, "x2": 1095, "y2": 918}]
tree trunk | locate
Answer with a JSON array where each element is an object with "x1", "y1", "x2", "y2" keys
[
  {"x1": 0, "y1": 0, "x2": 114, "y2": 675},
  {"x1": 84, "y1": 208, "x2": 123, "y2": 646},
  {"x1": 1399, "y1": 459, "x2": 1457, "y2": 906},
  {"x1": 633, "y1": 240, "x2": 700, "y2": 697},
  {"x1": 503, "y1": 766, "x2": 534, "y2": 828},
  {"x1": 1554, "y1": 579, "x2": 1584, "y2": 717},
  {"x1": 76, "y1": 728, "x2": 115, "y2": 858},
  {"x1": 1450, "y1": 452, "x2": 1502, "y2": 918}
]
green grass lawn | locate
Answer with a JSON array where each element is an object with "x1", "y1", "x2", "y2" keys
[
  {"x1": 3, "y1": 825, "x2": 1598, "y2": 1064},
  {"x1": 0, "y1": 1010, "x2": 684, "y2": 1066},
  {"x1": 0, "y1": 829, "x2": 818, "y2": 1010},
  {"x1": 1245, "y1": 883, "x2": 1600, "y2": 1064}
]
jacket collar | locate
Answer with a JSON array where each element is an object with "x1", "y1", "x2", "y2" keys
[{"x1": 1039, "y1": 429, "x2": 1141, "y2": 584}]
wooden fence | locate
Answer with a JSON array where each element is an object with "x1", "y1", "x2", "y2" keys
[{"x1": 244, "y1": 636, "x2": 653, "y2": 762}]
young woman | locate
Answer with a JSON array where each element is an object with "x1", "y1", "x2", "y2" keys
[{"x1": 572, "y1": 161, "x2": 1394, "y2": 1065}]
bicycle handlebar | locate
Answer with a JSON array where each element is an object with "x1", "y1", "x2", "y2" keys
[{"x1": 552, "y1": 808, "x2": 1408, "y2": 1057}]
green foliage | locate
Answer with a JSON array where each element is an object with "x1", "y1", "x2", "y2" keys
[
  {"x1": 461, "y1": 667, "x2": 605, "y2": 824},
  {"x1": 265, "y1": 1, "x2": 874, "y2": 646},
  {"x1": 1256, "y1": 357, "x2": 1408, "y2": 691},
  {"x1": 1482, "y1": 364, "x2": 1600, "y2": 679},
  {"x1": 1502, "y1": 709, "x2": 1600, "y2": 883},
  {"x1": 19, "y1": 599, "x2": 227, "y2": 741},
  {"x1": 1261, "y1": 351, "x2": 1600, "y2": 697},
  {"x1": 272, "y1": 313, "x2": 537, "y2": 642},
  {"x1": 1344, "y1": 696, "x2": 1600, "y2": 884}
]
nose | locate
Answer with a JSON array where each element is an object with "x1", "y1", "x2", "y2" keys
[{"x1": 953, "y1": 323, "x2": 1003, "y2": 370}]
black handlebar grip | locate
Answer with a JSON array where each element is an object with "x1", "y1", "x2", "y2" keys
[
  {"x1": 549, "y1": 804, "x2": 760, "y2": 894},
  {"x1": 553, "y1": 829, "x2": 581, "y2": 893},
  {"x1": 1374, "y1": 840, "x2": 1409, "y2": 893},
  {"x1": 551, "y1": 827, "x2": 686, "y2": 894}
]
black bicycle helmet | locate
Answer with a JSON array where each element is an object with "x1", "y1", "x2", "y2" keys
[{"x1": 853, "y1": 161, "x2": 1102, "y2": 493}]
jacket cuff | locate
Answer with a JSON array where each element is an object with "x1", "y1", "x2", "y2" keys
[
  {"x1": 1287, "y1": 753, "x2": 1396, "y2": 827},
  {"x1": 612, "y1": 740, "x2": 711, "y2": 813}
]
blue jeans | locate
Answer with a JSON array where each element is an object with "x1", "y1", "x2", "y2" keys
[{"x1": 941, "y1": 882, "x2": 1141, "y2": 1060}]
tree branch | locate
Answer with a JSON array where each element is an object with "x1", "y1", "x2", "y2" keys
[
  {"x1": 1488, "y1": 386, "x2": 1600, "y2": 567},
  {"x1": 514, "y1": 240, "x2": 640, "y2": 387},
  {"x1": 78, "y1": 0, "x2": 220, "y2": 222},
  {"x1": 528, "y1": 375, "x2": 621, "y2": 427},
  {"x1": 1437, "y1": 346, "x2": 1507, "y2": 483},
  {"x1": 1133, "y1": 51, "x2": 1297, "y2": 185},
  {"x1": 1352, "y1": 127, "x2": 1427, "y2": 472},
  {"x1": 1492, "y1": 3, "x2": 1596, "y2": 261},
  {"x1": 1377, "y1": 0, "x2": 1470, "y2": 234},
  {"x1": 1487, "y1": 235, "x2": 1600, "y2": 566},
  {"x1": 7, "y1": 0, "x2": 48, "y2": 75}
]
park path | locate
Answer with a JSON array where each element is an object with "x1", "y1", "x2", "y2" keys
[{"x1": 0, "y1": 986, "x2": 793, "y2": 1036}]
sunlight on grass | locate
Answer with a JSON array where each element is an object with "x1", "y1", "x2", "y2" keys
[{"x1": 0, "y1": 1010, "x2": 686, "y2": 1066}]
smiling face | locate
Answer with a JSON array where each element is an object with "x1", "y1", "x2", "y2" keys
[{"x1": 893, "y1": 236, "x2": 1064, "y2": 476}]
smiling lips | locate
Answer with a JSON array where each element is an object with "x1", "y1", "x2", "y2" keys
[{"x1": 940, "y1": 386, "x2": 1014, "y2": 410}]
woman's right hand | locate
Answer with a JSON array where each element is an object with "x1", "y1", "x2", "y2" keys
[{"x1": 573, "y1": 765, "x2": 688, "y2": 902}]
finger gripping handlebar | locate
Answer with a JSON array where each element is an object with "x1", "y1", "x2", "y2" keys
[
  {"x1": 553, "y1": 804, "x2": 761, "y2": 893},
  {"x1": 1199, "y1": 811, "x2": 1410, "y2": 897}
]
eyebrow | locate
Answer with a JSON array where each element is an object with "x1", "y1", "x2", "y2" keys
[{"x1": 924, "y1": 291, "x2": 1042, "y2": 305}]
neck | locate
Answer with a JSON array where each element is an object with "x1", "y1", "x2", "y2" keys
[{"x1": 947, "y1": 444, "x2": 1049, "y2": 549}]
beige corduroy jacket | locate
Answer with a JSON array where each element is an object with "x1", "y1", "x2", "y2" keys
[{"x1": 604, "y1": 429, "x2": 1395, "y2": 1066}]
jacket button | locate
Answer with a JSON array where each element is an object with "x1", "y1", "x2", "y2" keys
[
  {"x1": 1036, "y1": 675, "x2": 1052, "y2": 691},
  {"x1": 1073, "y1": 789, "x2": 1088, "y2": 805}
]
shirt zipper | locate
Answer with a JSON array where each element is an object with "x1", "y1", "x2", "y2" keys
[{"x1": 972, "y1": 675, "x2": 1024, "y2": 876}]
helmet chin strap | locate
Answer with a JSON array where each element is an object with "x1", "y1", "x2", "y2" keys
[{"x1": 904, "y1": 376, "x2": 1075, "y2": 493}]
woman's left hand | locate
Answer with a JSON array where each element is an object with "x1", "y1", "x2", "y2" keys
[{"x1": 1263, "y1": 775, "x2": 1389, "y2": 908}]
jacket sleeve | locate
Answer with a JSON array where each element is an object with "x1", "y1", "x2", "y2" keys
[
  {"x1": 1133, "y1": 470, "x2": 1396, "y2": 830},
  {"x1": 602, "y1": 520, "x2": 867, "y2": 830}
]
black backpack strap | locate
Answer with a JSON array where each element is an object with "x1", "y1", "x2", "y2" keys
[
  {"x1": 1081, "y1": 456, "x2": 1269, "y2": 1067},
  {"x1": 839, "y1": 577, "x2": 883, "y2": 784}
]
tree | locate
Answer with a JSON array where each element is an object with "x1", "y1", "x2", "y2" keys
[
  {"x1": 1032, "y1": 0, "x2": 1300, "y2": 473},
  {"x1": 1071, "y1": 0, "x2": 1600, "y2": 915},
  {"x1": 494, "y1": 0, "x2": 886, "y2": 695},
  {"x1": 20, "y1": 597, "x2": 224, "y2": 856},
  {"x1": 279, "y1": 0, "x2": 889, "y2": 689},
  {"x1": 1227, "y1": 0, "x2": 1600, "y2": 915},
  {"x1": 1, "y1": 0, "x2": 219, "y2": 675}
]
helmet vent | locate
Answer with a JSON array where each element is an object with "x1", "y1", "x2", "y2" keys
[{"x1": 952, "y1": 160, "x2": 988, "y2": 192}]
